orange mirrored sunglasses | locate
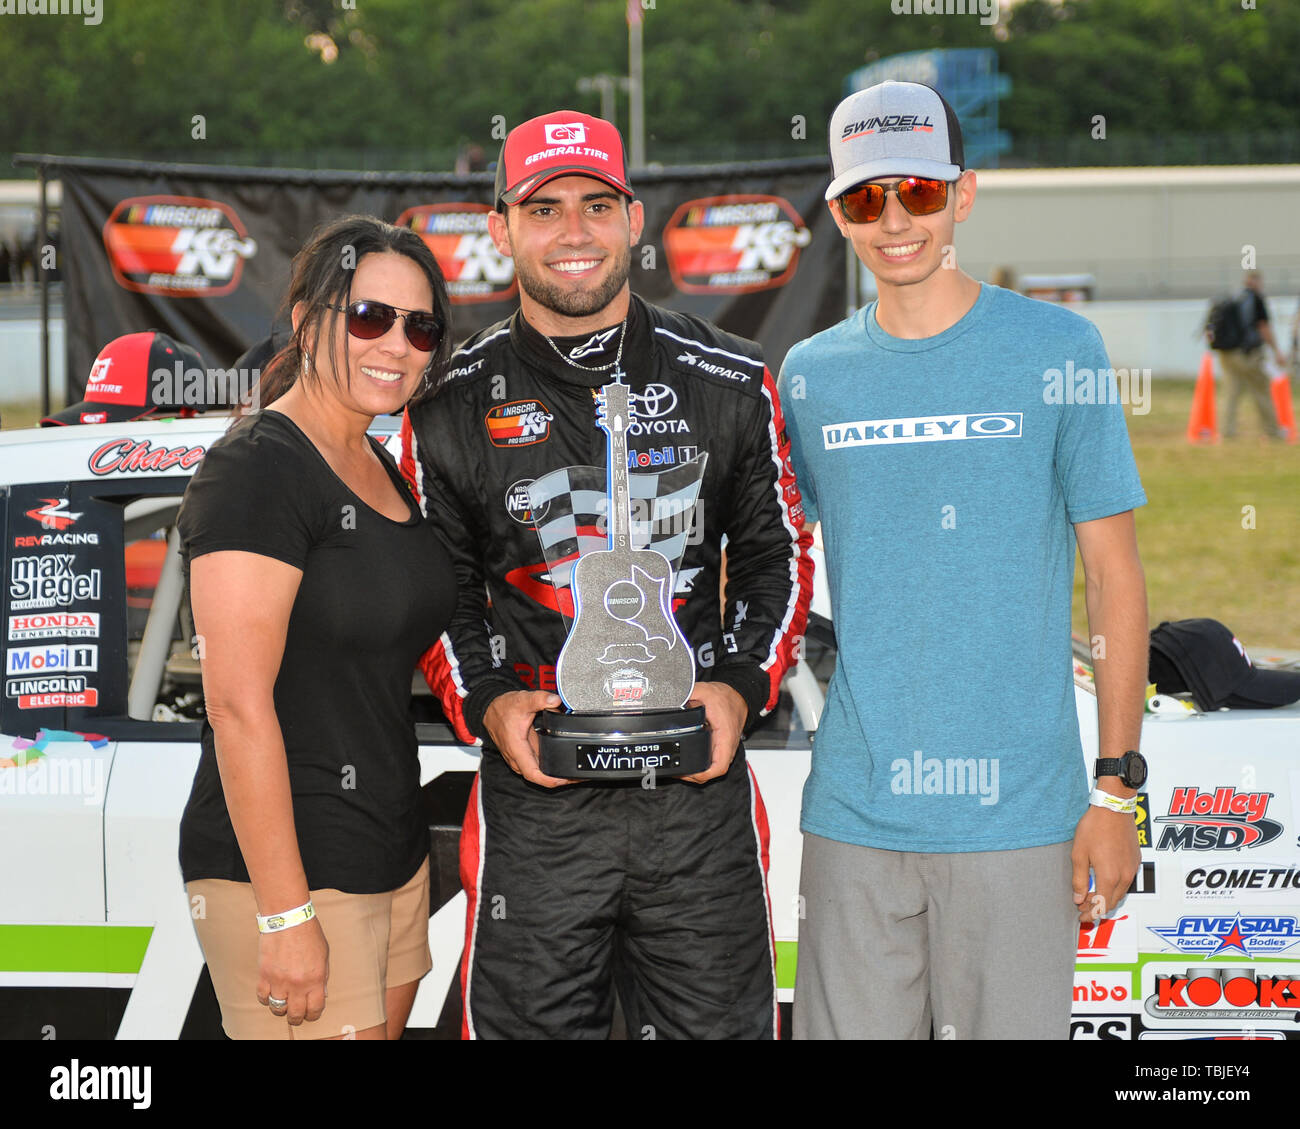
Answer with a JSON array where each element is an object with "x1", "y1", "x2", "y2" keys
[{"x1": 836, "y1": 177, "x2": 950, "y2": 224}]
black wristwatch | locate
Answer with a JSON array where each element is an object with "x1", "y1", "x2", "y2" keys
[{"x1": 1094, "y1": 750, "x2": 1147, "y2": 789}]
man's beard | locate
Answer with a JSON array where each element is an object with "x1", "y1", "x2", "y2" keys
[{"x1": 512, "y1": 242, "x2": 631, "y2": 321}]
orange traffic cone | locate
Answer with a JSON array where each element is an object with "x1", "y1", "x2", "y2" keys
[
  {"x1": 1271, "y1": 371, "x2": 1297, "y2": 443},
  {"x1": 1187, "y1": 352, "x2": 1218, "y2": 444}
]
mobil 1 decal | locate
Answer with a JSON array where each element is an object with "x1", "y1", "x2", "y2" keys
[
  {"x1": 662, "y1": 195, "x2": 811, "y2": 294},
  {"x1": 1154, "y1": 786, "x2": 1284, "y2": 851},
  {"x1": 3, "y1": 485, "x2": 126, "y2": 732}
]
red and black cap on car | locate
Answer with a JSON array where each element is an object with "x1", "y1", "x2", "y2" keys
[{"x1": 40, "y1": 331, "x2": 208, "y2": 427}]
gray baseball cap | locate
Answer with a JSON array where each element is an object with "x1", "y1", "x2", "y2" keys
[{"x1": 825, "y1": 81, "x2": 965, "y2": 202}]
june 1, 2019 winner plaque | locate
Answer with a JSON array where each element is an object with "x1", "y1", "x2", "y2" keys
[{"x1": 534, "y1": 377, "x2": 710, "y2": 780}]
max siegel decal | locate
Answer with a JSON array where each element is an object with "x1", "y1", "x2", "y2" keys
[{"x1": 9, "y1": 555, "x2": 101, "y2": 610}]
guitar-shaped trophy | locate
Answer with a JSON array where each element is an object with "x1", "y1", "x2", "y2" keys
[{"x1": 536, "y1": 378, "x2": 711, "y2": 779}]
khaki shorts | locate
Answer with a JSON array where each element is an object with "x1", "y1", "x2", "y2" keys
[{"x1": 187, "y1": 858, "x2": 431, "y2": 1040}]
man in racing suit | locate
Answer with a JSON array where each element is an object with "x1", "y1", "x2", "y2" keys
[{"x1": 400, "y1": 111, "x2": 812, "y2": 1039}]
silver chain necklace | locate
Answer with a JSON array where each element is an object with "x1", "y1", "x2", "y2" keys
[{"x1": 541, "y1": 315, "x2": 628, "y2": 380}]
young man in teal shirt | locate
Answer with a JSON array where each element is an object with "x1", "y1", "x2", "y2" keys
[{"x1": 780, "y1": 81, "x2": 1150, "y2": 1039}]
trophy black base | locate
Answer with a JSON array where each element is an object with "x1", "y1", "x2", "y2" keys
[{"x1": 536, "y1": 706, "x2": 711, "y2": 780}]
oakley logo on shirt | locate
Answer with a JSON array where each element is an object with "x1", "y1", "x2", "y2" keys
[{"x1": 822, "y1": 412, "x2": 1022, "y2": 449}]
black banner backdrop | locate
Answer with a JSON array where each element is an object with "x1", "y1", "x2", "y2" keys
[{"x1": 36, "y1": 155, "x2": 845, "y2": 403}]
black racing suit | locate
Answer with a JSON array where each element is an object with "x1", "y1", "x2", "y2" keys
[{"x1": 400, "y1": 294, "x2": 812, "y2": 1039}]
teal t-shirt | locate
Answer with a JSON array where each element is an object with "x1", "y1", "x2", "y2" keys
[{"x1": 779, "y1": 283, "x2": 1146, "y2": 852}]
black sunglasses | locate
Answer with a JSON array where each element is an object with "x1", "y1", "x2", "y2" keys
[{"x1": 329, "y1": 300, "x2": 443, "y2": 353}]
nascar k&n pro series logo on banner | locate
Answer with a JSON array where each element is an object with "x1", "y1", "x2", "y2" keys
[
  {"x1": 663, "y1": 195, "x2": 811, "y2": 294},
  {"x1": 1154, "y1": 786, "x2": 1284, "y2": 850},
  {"x1": 397, "y1": 203, "x2": 516, "y2": 304},
  {"x1": 102, "y1": 195, "x2": 257, "y2": 297}
]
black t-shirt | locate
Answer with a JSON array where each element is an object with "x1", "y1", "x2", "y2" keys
[
  {"x1": 1239, "y1": 289, "x2": 1269, "y2": 351},
  {"x1": 176, "y1": 410, "x2": 457, "y2": 894}
]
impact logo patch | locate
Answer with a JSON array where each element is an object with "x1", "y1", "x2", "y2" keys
[
  {"x1": 397, "y1": 203, "x2": 516, "y2": 305},
  {"x1": 663, "y1": 195, "x2": 811, "y2": 294},
  {"x1": 102, "y1": 195, "x2": 257, "y2": 297},
  {"x1": 485, "y1": 400, "x2": 554, "y2": 447},
  {"x1": 822, "y1": 412, "x2": 1023, "y2": 449}
]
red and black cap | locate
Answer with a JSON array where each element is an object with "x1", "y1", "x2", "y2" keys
[
  {"x1": 1149, "y1": 618, "x2": 1300, "y2": 711},
  {"x1": 40, "y1": 331, "x2": 208, "y2": 427},
  {"x1": 494, "y1": 111, "x2": 633, "y2": 210}
]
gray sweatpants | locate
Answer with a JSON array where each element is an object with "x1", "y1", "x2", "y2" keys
[{"x1": 793, "y1": 833, "x2": 1078, "y2": 1040}]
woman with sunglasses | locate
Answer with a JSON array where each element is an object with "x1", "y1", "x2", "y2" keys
[{"x1": 176, "y1": 214, "x2": 457, "y2": 1040}]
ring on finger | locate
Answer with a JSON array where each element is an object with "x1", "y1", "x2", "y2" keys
[{"x1": 267, "y1": 995, "x2": 288, "y2": 1009}]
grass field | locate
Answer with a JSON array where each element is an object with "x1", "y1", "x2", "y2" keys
[
  {"x1": 5, "y1": 379, "x2": 1300, "y2": 648},
  {"x1": 1071, "y1": 379, "x2": 1299, "y2": 653}
]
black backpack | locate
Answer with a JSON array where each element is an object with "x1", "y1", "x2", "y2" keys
[{"x1": 1205, "y1": 295, "x2": 1246, "y2": 351}]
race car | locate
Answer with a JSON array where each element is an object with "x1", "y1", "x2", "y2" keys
[{"x1": 1, "y1": 415, "x2": 1296, "y2": 1040}]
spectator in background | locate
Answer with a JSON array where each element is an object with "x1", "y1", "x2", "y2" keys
[
  {"x1": 1215, "y1": 271, "x2": 1285, "y2": 440},
  {"x1": 1289, "y1": 301, "x2": 1299, "y2": 377},
  {"x1": 0, "y1": 240, "x2": 12, "y2": 286},
  {"x1": 454, "y1": 141, "x2": 487, "y2": 174}
]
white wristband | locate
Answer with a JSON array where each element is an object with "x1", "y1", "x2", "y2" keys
[
  {"x1": 1089, "y1": 788, "x2": 1138, "y2": 815},
  {"x1": 256, "y1": 900, "x2": 316, "y2": 934}
]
